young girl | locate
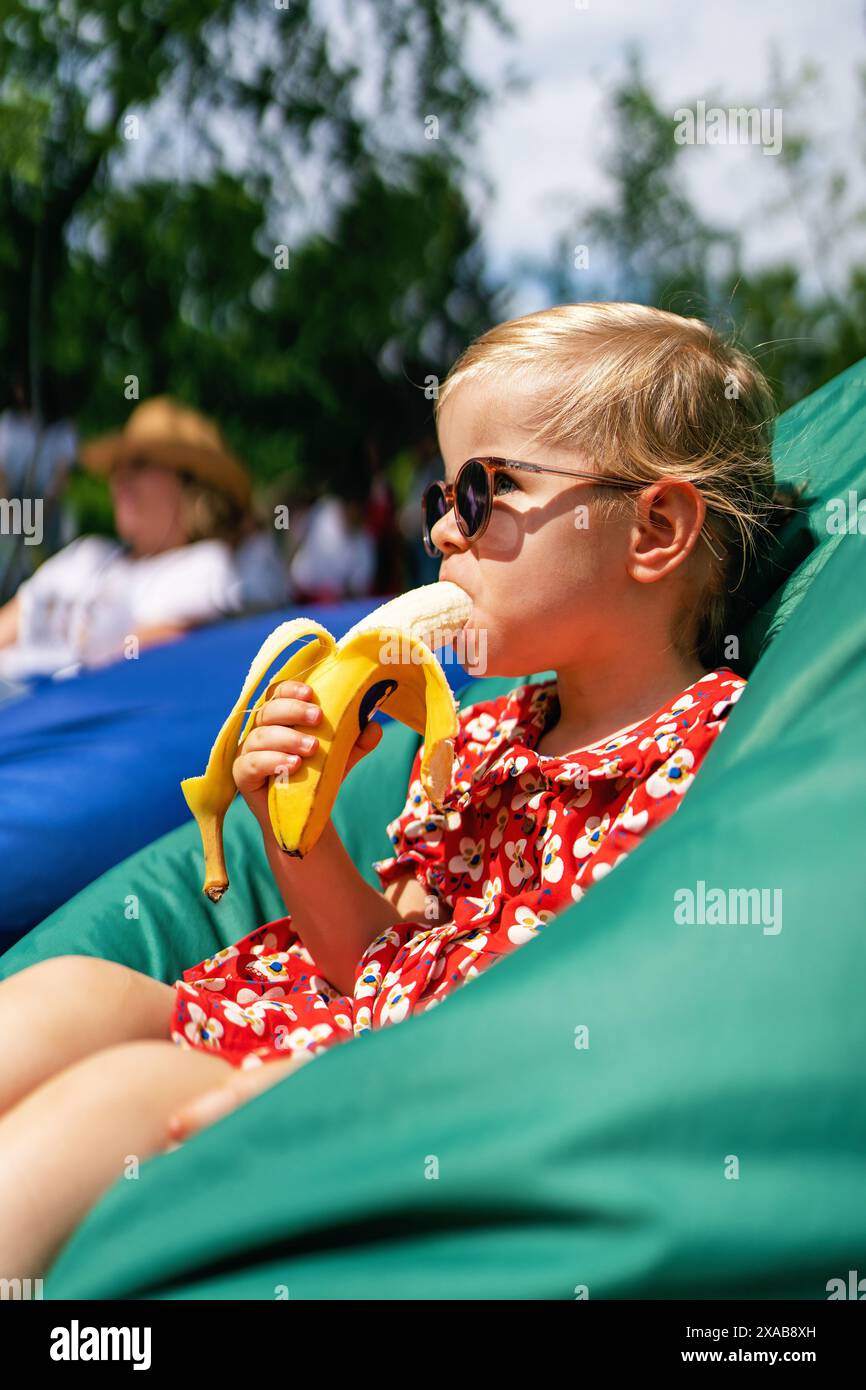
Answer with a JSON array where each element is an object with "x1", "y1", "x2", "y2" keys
[{"x1": 0, "y1": 302, "x2": 786, "y2": 1279}]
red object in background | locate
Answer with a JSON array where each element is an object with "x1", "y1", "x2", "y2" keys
[
  {"x1": 366, "y1": 472, "x2": 401, "y2": 594},
  {"x1": 291, "y1": 584, "x2": 342, "y2": 605}
]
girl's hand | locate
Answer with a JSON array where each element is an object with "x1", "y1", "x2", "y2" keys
[
  {"x1": 234, "y1": 679, "x2": 382, "y2": 831},
  {"x1": 166, "y1": 1052, "x2": 315, "y2": 1147}
]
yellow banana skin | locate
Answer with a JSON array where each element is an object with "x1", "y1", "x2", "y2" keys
[
  {"x1": 182, "y1": 582, "x2": 472, "y2": 900},
  {"x1": 268, "y1": 627, "x2": 461, "y2": 859}
]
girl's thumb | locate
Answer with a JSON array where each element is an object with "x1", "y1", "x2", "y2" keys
[{"x1": 346, "y1": 717, "x2": 383, "y2": 772}]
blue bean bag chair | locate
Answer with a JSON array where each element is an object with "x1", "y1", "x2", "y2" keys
[
  {"x1": 2, "y1": 358, "x2": 865, "y2": 1298},
  {"x1": 0, "y1": 597, "x2": 470, "y2": 948}
]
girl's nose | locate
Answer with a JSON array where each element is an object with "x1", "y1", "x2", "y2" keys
[{"x1": 430, "y1": 504, "x2": 469, "y2": 556}]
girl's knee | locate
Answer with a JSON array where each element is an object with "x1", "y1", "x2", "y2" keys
[{"x1": 11, "y1": 953, "x2": 112, "y2": 989}]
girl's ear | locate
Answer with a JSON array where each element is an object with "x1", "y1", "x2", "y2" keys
[{"x1": 629, "y1": 480, "x2": 707, "y2": 582}]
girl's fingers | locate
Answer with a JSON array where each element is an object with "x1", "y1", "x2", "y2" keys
[
  {"x1": 270, "y1": 681, "x2": 313, "y2": 701},
  {"x1": 168, "y1": 1087, "x2": 240, "y2": 1143},
  {"x1": 233, "y1": 749, "x2": 300, "y2": 793},
  {"x1": 242, "y1": 724, "x2": 318, "y2": 756},
  {"x1": 167, "y1": 1055, "x2": 315, "y2": 1144},
  {"x1": 256, "y1": 697, "x2": 321, "y2": 728},
  {"x1": 345, "y1": 718, "x2": 383, "y2": 772}
]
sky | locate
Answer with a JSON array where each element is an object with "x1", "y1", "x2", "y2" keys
[
  {"x1": 119, "y1": 0, "x2": 863, "y2": 318},
  {"x1": 456, "y1": 0, "x2": 864, "y2": 314}
]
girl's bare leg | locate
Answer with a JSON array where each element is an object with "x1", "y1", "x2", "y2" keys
[
  {"x1": 0, "y1": 956, "x2": 177, "y2": 1115},
  {"x1": 0, "y1": 1038, "x2": 238, "y2": 1281}
]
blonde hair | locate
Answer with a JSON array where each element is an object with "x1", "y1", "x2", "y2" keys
[{"x1": 435, "y1": 302, "x2": 789, "y2": 668}]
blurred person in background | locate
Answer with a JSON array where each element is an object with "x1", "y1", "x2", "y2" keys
[
  {"x1": 0, "y1": 396, "x2": 288, "y2": 682},
  {"x1": 0, "y1": 371, "x2": 78, "y2": 601},
  {"x1": 363, "y1": 431, "x2": 401, "y2": 595},
  {"x1": 288, "y1": 465, "x2": 376, "y2": 603}
]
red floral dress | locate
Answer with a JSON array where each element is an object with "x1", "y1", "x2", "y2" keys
[{"x1": 170, "y1": 667, "x2": 747, "y2": 1070}]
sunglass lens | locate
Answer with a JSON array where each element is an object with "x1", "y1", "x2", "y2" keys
[
  {"x1": 423, "y1": 485, "x2": 447, "y2": 556},
  {"x1": 456, "y1": 459, "x2": 489, "y2": 536}
]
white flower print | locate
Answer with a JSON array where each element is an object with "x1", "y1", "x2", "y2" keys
[
  {"x1": 353, "y1": 1004, "x2": 373, "y2": 1036},
  {"x1": 655, "y1": 692, "x2": 697, "y2": 723},
  {"x1": 645, "y1": 747, "x2": 696, "y2": 798},
  {"x1": 570, "y1": 881, "x2": 586, "y2": 904},
  {"x1": 591, "y1": 732, "x2": 638, "y2": 754},
  {"x1": 490, "y1": 806, "x2": 510, "y2": 849},
  {"x1": 183, "y1": 1001, "x2": 224, "y2": 1049},
  {"x1": 307, "y1": 974, "x2": 344, "y2": 1004},
  {"x1": 711, "y1": 683, "x2": 745, "y2": 720},
  {"x1": 355, "y1": 958, "x2": 384, "y2": 1000},
  {"x1": 464, "y1": 710, "x2": 498, "y2": 743},
  {"x1": 378, "y1": 977, "x2": 417, "y2": 1026},
  {"x1": 553, "y1": 761, "x2": 589, "y2": 788},
  {"x1": 588, "y1": 757, "x2": 623, "y2": 779},
  {"x1": 405, "y1": 778, "x2": 428, "y2": 815},
  {"x1": 591, "y1": 853, "x2": 628, "y2": 882},
  {"x1": 279, "y1": 1024, "x2": 334, "y2": 1056},
  {"x1": 619, "y1": 799, "x2": 649, "y2": 833},
  {"x1": 499, "y1": 753, "x2": 531, "y2": 780},
  {"x1": 199, "y1": 944, "x2": 239, "y2": 974},
  {"x1": 638, "y1": 731, "x2": 684, "y2": 758},
  {"x1": 222, "y1": 999, "x2": 292, "y2": 1036},
  {"x1": 234, "y1": 985, "x2": 288, "y2": 1007},
  {"x1": 504, "y1": 837, "x2": 534, "y2": 888},
  {"x1": 189, "y1": 976, "x2": 227, "y2": 993},
  {"x1": 448, "y1": 836, "x2": 486, "y2": 881},
  {"x1": 251, "y1": 933, "x2": 314, "y2": 968},
  {"x1": 573, "y1": 814, "x2": 611, "y2": 859},
  {"x1": 465, "y1": 875, "x2": 503, "y2": 921},
  {"x1": 404, "y1": 814, "x2": 445, "y2": 842},
  {"x1": 506, "y1": 904, "x2": 554, "y2": 945},
  {"x1": 249, "y1": 951, "x2": 294, "y2": 984},
  {"x1": 540, "y1": 832, "x2": 565, "y2": 883},
  {"x1": 651, "y1": 721, "x2": 679, "y2": 739},
  {"x1": 562, "y1": 785, "x2": 593, "y2": 814},
  {"x1": 512, "y1": 769, "x2": 548, "y2": 810}
]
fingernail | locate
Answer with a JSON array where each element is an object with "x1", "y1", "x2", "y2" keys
[{"x1": 300, "y1": 735, "x2": 316, "y2": 751}]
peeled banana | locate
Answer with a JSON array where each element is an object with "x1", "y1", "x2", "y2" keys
[{"x1": 182, "y1": 581, "x2": 472, "y2": 900}]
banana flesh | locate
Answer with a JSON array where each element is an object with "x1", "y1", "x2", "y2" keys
[{"x1": 182, "y1": 581, "x2": 472, "y2": 900}]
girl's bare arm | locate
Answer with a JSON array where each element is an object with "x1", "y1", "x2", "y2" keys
[
  {"x1": 262, "y1": 821, "x2": 437, "y2": 995},
  {"x1": 235, "y1": 679, "x2": 443, "y2": 995}
]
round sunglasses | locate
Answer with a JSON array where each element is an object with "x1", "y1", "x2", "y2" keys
[{"x1": 422, "y1": 456, "x2": 660, "y2": 558}]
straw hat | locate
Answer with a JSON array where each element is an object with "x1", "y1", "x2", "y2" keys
[{"x1": 80, "y1": 396, "x2": 252, "y2": 511}]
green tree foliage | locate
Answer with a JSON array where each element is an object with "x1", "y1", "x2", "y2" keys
[
  {"x1": 545, "y1": 49, "x2": 866, "y2": 409},
  {"x1": 0, "y1": 0, "x2": 513, "y2": 496}
]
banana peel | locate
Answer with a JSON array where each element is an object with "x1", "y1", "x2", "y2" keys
[{"x1": 182, "y1": 581, "x2": 472, "y2": 900}]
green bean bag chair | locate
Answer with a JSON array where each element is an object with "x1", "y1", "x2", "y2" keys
[{"x1": 4, "y1": 359, "x2": 865, "y2": 1299}]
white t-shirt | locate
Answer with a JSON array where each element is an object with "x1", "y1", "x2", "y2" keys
[
  {"x1": 288, "y1": 497, "x2": 375, "y2": 597},
  {"x1": 0, "y1": 534, "x2": 285, "y2": 681}
]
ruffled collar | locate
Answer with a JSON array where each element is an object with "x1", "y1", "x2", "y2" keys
[{"x1": 444, "y1": 668, "x2": 742, "y2": 810}]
